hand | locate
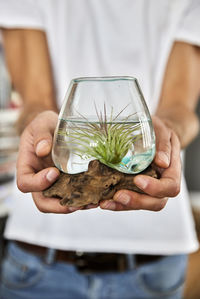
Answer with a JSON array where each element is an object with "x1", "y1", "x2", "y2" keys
[
  {"x1": 16, "y1": 102, "x2": 58, "y2": 134},
  {"x1": 17, "y1": 110, "x2": 81, "y2": 213},
  {"x1": 100, "y1": 116, "x2": 181, "y2": 212}
]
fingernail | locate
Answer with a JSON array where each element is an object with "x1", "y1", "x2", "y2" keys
[
  {"x1": 101, "y1": 201, "x2": 116, "y2": 210},
  {"x1": 36, "y1": 140, "x2": 49, "y2": 155},
  {"x1": 114, "y1": 193, "x2": 130, "y2": 205},
  {"x1": 134, "y1": 177, "x2": 148, "y2": 190},
  {"x1": 46, "y1": 169, "x2": 59, "y2": 182},
  {"x1": 158, "y1": 151, "x2": 169, "y2": 166}
]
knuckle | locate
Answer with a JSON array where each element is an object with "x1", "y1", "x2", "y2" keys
[
  {"x1": 35, "y1": 203, "x2": 48, "y2": 214},
  {"x1": 170, "y1": 181, "x2": 180, "y2": 197},
  {"x1": 149, "y1": 187, "x2": 166, "y2": 199},
  {"x1": 130, "y1": 198, "x2": 141, "y2": 210},
  {"x1": 153, "y1": 204, "x2": 163, "y2": 212},
  {"x1": 17, "y1": 178, "x2": 28, "y2": 193},
  {"x1": 153, "y1": 200, "x2": 167, "y2": 212},
  {"x1": 154, "y1": 206, "x2": 162, "y2": 212},
  {"x1": 155, "y1": 189, "x2": 166, "y2": 198},
  {"x1": 39, "y1": 208, "x2": 48, "y2": 214}
]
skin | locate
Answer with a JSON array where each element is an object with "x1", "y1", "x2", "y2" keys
[
  {"x1": 2, "y1": 29, "x2": 200, "y2": 213},
  {"x1": 2, "y1": 29, "x2": 58, "y2": 133}
]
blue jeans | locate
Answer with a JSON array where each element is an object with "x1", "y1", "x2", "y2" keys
[{"x1": 0, "y1": 242, "x2": 187, "y2": 299}]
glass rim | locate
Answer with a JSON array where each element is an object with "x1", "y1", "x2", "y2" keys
[{"x1": 72, "y1": 76, "x2": 137, "y2": 83}]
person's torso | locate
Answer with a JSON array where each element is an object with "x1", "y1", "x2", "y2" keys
[{"x1": 5, "y1": 0, "x2": 198, "y2": 254}]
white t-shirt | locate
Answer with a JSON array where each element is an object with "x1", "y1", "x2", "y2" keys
[{"x1": 0, "y1": 0, "x2": 200, "y2": 254}]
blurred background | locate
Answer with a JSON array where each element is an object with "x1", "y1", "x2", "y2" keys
[
  {"x1": 0, "y1": 32, "x2": 200, "y2": 298},
  {"x1": 184, "y1": 101, "x2": 200, "y2": 298},
  {"x1": 185, "y1": 101, "x2": 200, "y2": 216},
  {"x1": 0, "y1": 34, "x2": 21, "y2": 262}
]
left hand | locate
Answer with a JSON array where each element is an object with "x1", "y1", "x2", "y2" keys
[{"x1": 100, "y1": 116, "x2": 181, "y2": 212}]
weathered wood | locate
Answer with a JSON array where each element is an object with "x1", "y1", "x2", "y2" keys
[{"x1": 43, "y1": 160, "x2": 158, "y2": 208}]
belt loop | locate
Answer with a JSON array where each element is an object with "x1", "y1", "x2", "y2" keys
[
  {"x1": 45, "y1": 248, "x2": 56, "y2": 265},
  {"x1": 126, "y1": 254, "x2": 135, "y2": 270}
]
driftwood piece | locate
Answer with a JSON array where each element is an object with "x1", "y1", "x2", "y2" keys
[{"x1": 43, "y1": 160, "x2": 158, "y2": 208}]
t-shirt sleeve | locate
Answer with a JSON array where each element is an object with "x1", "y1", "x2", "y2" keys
[
  {"x1": 175, "y1": 0, "x2": 200, "y2": 46},
  {"x1": 0, "y1": 0, "x2": 45, "y2": 30}
]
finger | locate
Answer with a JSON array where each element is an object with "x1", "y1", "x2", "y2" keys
[
  {"x1": 35, "y1": 140, "x2": 52, "y2": 157},
  {"x1": 17, "y1": 113, "x2": 58, "y2": 172},
  {"x1": 32, "y1": 111, "x2": 58, "y2": 157},
  {"x1": 134, "y1": 132, "x2": 181, "y2": 198},
  {"x1": 100, "y1": 192, "x2": 167, "y2": 211},
  {"x1": 32, "y1": 192, "x2": 81, "y2": 214},
  {"x1": 100, "y1": 200, "x2": 125, "y2": 211},
  {"x1": 153, "y1": 116, "x2": 171, "y2": 168},
  {"x1": 17, "y1": 166, "x2": 60, "y2": 193}
]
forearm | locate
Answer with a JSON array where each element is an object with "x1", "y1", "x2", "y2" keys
[
  {"x1": 2, "y1": 29, "x2": 58, "y2": 132},
  {"x1": 156, "y1": 105, "x2": 199, "y2": 148},
  {"x1": 155, "y1": 42, "x2": 200, "y2": 148}
]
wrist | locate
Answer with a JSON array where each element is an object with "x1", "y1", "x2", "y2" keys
[
  {"x1": 159, "y1": 118, "x2": 180, "y2": 138},
  {"x1": 154, "y1": 113, "x2": 199, "y2": 148}
]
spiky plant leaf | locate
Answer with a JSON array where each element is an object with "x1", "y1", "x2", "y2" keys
[{"x1": 58, "y1": 105, "x2": 142, "y2": 167}]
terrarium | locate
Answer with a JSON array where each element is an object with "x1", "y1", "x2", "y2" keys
[{"x1": 44, "y1": 77, "x2": 157, "y2": 207}]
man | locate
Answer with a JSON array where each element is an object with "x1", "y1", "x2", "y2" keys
[{"x1": 0, "y1": 1, "x2": 200, "y2": 298}]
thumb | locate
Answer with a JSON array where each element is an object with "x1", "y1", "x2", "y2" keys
[
  {"x1": 35, "y1": 139, "x2": 52, "y2": 157},
  {"x1": 32, "y1": 111, "x2": 58, "y2": 157}
]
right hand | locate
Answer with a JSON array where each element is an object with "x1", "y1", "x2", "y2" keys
[
  {"x1": 100, "y1": 116, "x2": 181, "y2": 212},
  {"x1": 16, "y1": 110, "x2": 81, "y2": 213}
]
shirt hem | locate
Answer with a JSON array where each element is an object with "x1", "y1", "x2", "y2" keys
[
  {"x1": 5, "y1": 229, "x2": 199, "y2": 255},
  {"x1": 175, "y1": 34, "x2": 200, "y2": 47},
  {"x1": 0, "y1": 20, "x2": 45, "y2": 30}
]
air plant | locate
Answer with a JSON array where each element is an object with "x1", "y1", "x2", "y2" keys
[{"x1": 58, "y1": 104, "x2": 142, "y2": 168}]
